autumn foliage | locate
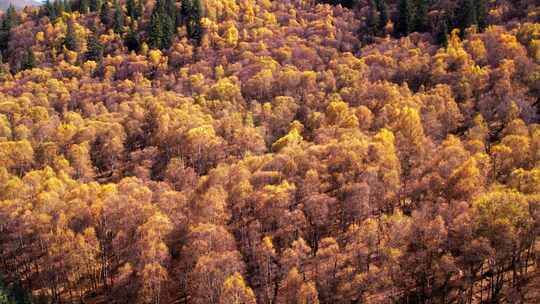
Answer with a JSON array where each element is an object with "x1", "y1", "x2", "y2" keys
[{"x1": 1, "y1": 0, "x2": 540, "y2": 303}]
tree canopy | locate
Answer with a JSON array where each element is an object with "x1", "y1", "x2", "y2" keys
[{"x1": 1, "y1": 1, "x2": 540, "y2": 303}]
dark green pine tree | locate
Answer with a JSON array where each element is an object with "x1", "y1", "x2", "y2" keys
[
  {"x1": 2, "y1": 5, "x2": 18, "y2": 32},
  {"x1": 165, "y1": 0, "x2": 178, "y2": 30},
  {"x1": 0, "y1": 277, "x2": 33, "y2": 304},
  {"x1": 0, "y1": 5, "x2": 19, "y2": 55},
  {"x1": 64, "y1": 0, "x2": 72, "y2": 12},
  {"x1": 53, "y1": 0, "x2": 65, "y2": 16},
  {"x1": 44, "y1": 0, "x2": 57, "y2": 20},
  {"x1": 100, "y1": 1, "x2": 111, "y2": 27},
  {"x1": 366, "y1": 0, "x2": 380, "y2": 37},
  {"x1": 162, "y1": 12, "x2": 175, "y2": 48},
  {"x1": 394, "y1": 0, "x2": 414, "y2": 37},
  {"x1": 64, "y1": 20, "x2": 79, "y2": 51},
  {"x1": 8, "y1": 282, "x2": 33, "y2": 304},
  {"x1": 21, "y1": 50, "x2": 36, "y2": 71},
  {"x1": 375, "y1": 0, "x2": 388, "y2": 33},
  {"x1": 187, "y1": 0, "x2": 202, "y2": 44},
  {"x1": 436, "y1": 16, "x2": 449, "y2": 46},
  {"x1": 113, "y1": 0, "x2": 124, "y2": 34},
  {"x1": 180, "y1": 0, "x2": 191, "y2": 26},
  {"x1": 166, "y1": 0, "x2": 176, "y2": 16},
  {"x1": 0, "y1": 276, "x2": 11, "y2": 304},
  {"x1": 85, "y1": 28, "x2": 104, "y2": 61},
  {"x1": 476, "y1": 0, "x2": 488, "y2": 30},
  {"x1": 457, "y1": 0, "x2": 477, "y2": 33},
  {"x1": 136, "y1": 0, "x2": 144, "y2": 18},
  {"x1": 0, "y1": 292, "x2": 8, "y2": 304},
  {"x1": 125, "y1": 25, "x2": 140, "y2": 52},
  {"x1": 148, "y1": 0, "x2": 175, "y2": 49},
  {"x1": 175, "y1": 4, "x2": 183, "y2": 27},
  {"x1": 149, "y1": 5, "x2": 164, "y2": 49},
  {"x1": 90, "y1": 0, "x2": 101, "y2": 12},
  {"x1": 79, "y1": 0, "x2": 89, "y2": 14},
  {"x1": 413, "y1": 0, "x2": 428, "y2": 32},
  {"x1": 0, "y1": 53, "x2": 8, "y2": 75},
  {"x1": 126, "y1": 0, "x2": 137, "y2": 18}
]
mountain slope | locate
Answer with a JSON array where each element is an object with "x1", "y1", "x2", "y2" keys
[
  {"x1": 0, "y1": 0, "x2": 40, "y2": 10},
  {"x1": 0, "y1": 1, "x2": 540, "y2": 304}
]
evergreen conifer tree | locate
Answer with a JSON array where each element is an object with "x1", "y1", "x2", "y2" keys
[
  {"x1": 457, "y1": 0, "x2": 477, "y2": 33},
  {"x1": 85, "y1": 27, "x2": 104, "y2": 61},
  {"x1": 54, "y1": 0, "x2": 65, "y2": 16},
  {"x1": 113, "y1": 0, "x2": 124, "y2": 34},
  {"x1": 376, "y1": 0, "x2": 388, "y2": 33},
  {"x1": 21, "y1": 50, "x2": 36, "y2": 71},
  {"x1": 181, "y1": 0, "x2": 191, "y2": 26},
  {"x1": 149, "y1": 4, "x2": 163, "y2": 49},
  {"x1": 181, "y1": 0, "x2": 191, "y2": 12},
  {"x1": 64, "y1": 20, "x2": 79, "y2": 51},
  {"x1": 436, "y1": 16, "x2": 449, "y2": 46},
  {"x1": 175, "y1": 5, "x2": 183, "y2": 27},
  {"x1": 0, "y1": 5, "x2": 19, "y2": 55},
  {"x1": 100, "y1": 1, "x2": 111, "y2": 27},
  {"x1": 476, "y1": 0, "x2": 488, "y2": 30},
  {"x1": 0, "y1": 53, "x2": 8, "y2": 75},
  {"x1": 9, "y1": 283, "x2": 32, "y2": 304},
  {"x1": 166, "y1": 0, "x2": 176, "y2": 17},
  {"x1": 126, "y1": 0, "x2": 137, "y2": 18},
  {"x1": 148, "y1": 0, "x2": 175, "y2": 49},
  {"x1": 0, "y1": 278, "x2": 10, "y2": 304},
  {"x1": 64, "y1": 0, "x2": 72, "y2": 12},
  {"x1": 79, "y1": 0, "x2": 89, "y2": 14},
  {"x1": 366, "y1": 0, "x2": 380, "y2": 37},
  {"x1": 136, "y1": 0, "x2": 144, "y2": 19},
  {"x1": 125, "y1": 25, "x2": 140, "y2": 52},
  {"x1": 162, "y1": 13, "x2": 174, "y2": 48},
  {"x1": 44, "y1": 0, "x2": 57, "y2": 20},
  {"x1": 0, "y1": 287, "x2": 9, "y2": 304},
  {"x1": 394, "y1": 0, "x2": 414, "y2": 37},
  {"x1": 3, "y1": 5, "x2": 18, "y2": 30},
  {"x1": 187, "y1": 0, "x2": 202, "y2": 43},
  {"x1": 414, "y1": 0, "x2": 428, "y2": 32},
  {"x1": 90, "y1": 0, "x2": 101, "y2": 12}
]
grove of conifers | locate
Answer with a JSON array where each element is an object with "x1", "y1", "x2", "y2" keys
[{"x1": 1, "y1": 0, "x2": 540, "y2": 303}]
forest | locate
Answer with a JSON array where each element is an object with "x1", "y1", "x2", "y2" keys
[{"x1": 1, "y1": 0, "x2": 540, "y2": 303}]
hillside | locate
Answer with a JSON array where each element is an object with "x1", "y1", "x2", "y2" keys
[
  {"x1": 1, "y1": 0, "x2": 540, "y2": 303},
  {"x1": 0, "y1": 0, "x2": 40, "y2": 10}
]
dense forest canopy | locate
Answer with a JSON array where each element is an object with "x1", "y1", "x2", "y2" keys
[{"x1": 1, "y1": 0, "x2": 540, "y2": 303}]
